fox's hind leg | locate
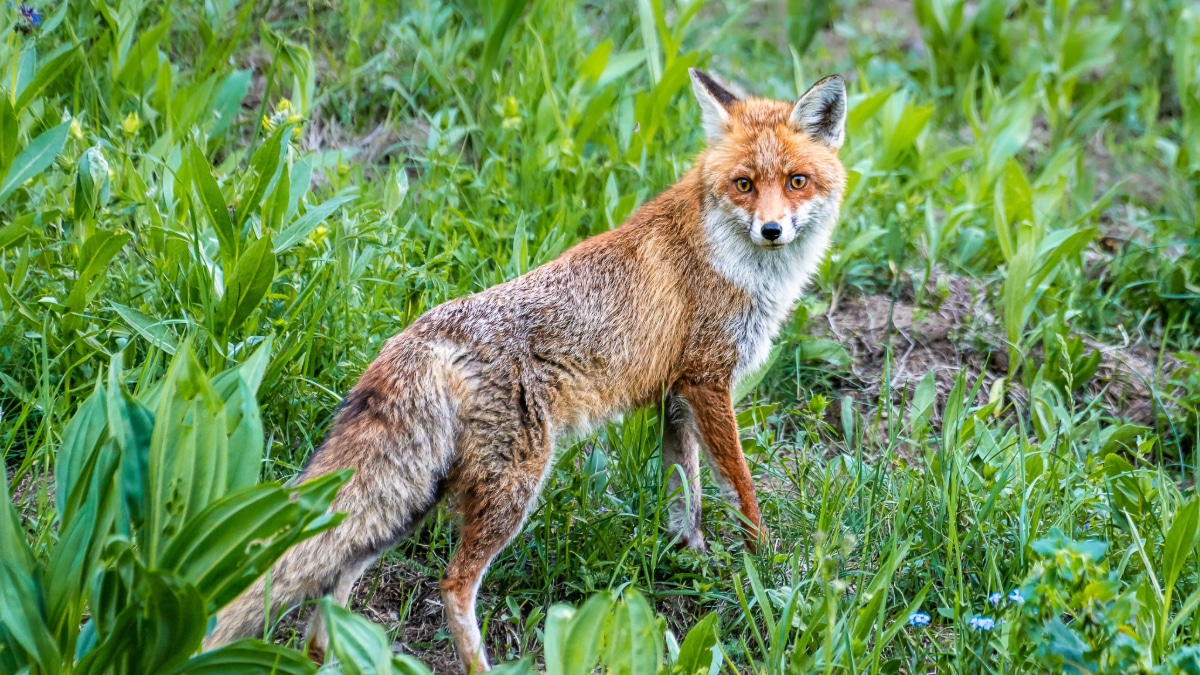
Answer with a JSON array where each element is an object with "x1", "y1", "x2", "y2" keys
[
  {"x1": 302, "y1": 557, "x2": 375, "y2": 662},
  {"x1": 205, "y1": 339, "x2": 459, "y2": 656},
  {"x1": 441, "y1": 425, "x2": 552, "y2": 673},
  {"x1": 662, "y1": 394, "x2": 707, "y2": 552}
]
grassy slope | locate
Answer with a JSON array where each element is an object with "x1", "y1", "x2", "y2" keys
[{"x1": 3, "y1": 0, "x2": 1200, "y2": 671}]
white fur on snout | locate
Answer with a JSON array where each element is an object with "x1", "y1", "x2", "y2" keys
[
  {"x1": 749, "y1": 199, "x2": 818, "y2": 248},
  {"x1": 749, "y1": 214, "x2": 796, "y2": 247}
]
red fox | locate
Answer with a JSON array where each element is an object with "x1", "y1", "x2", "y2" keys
[{"x1": 205, "y1": 69, "x2": 847, "y2": 672}]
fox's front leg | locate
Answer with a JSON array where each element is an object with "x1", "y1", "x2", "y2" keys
[
  {"x1": 675, "y1": 379, "x2": 765, "y2": 550},
  {"x1": 662, "y1": 394, "x2": 706, "y2": 552}
]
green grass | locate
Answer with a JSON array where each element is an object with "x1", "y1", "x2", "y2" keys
[{"x1": 3, "y1": 0, "x2": 1200, "y2": 672}]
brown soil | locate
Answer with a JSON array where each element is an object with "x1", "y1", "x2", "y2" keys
[{"x1": 810, "y1": 272, "x2": 1182, "y2": 436}]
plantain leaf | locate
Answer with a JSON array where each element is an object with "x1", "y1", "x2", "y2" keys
[
  {"x1": 0, "y1": 561, "x2": 60, "y2": 673},
  {"x1": 1164, "y1": 497, "x2": 1200, "y2": 606},
  {"x1": 145, "y1": 347, "x2": 229, "y2": 564},
  {"x1": 158, "y1": 471, "x2": 349, "y2": 613},
  {"x1": 322, "y1": 598, "x2": 394, "y2": 675},
  {"x1": 216, "y1": 234, "x2": 275, "y2": 337},
  {"x1": 604, "y1": 589, "x2": 662, "y2": 675},
  {"x1": 544, "y1": 592, "x2": 612, "y2": 675},
  {"x1": 173, "y1": 639, "x2": 317, "y2": 675},
  {"x1": 188, "y1": 142, "x2": 238, "y2": 268},
  {"x1": 65, "y1": 230, "x2": 131, "y2": 316},
  {"x1": 674, "y1": 612, "x2": 719, "y2": 675},
  {"x1": 235, "y1": 126, "x2": 290, "y2": 228},
  {"x1": 111, "y1": 301, "x2": 179, "y2": 355},
  {"x1": 0, "y1": 121, "x2": 70, "y2": 206},
  {"x1": 273, "y1": 193, "x2": 356, "y2": 253}
]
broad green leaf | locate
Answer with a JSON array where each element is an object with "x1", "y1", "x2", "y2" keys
[
  {"x1": 0, "y1": 121, "x2": 71, "y2": 206},
  {"x1": 285, "y1": 156, "x2": 314, "y2": 224},
  {"x1": 1104, "y1": 454, "x2": 1145, "y2": 523},
  {"x1": 44, "y1": 437, "x2": 119, "y2": 656},
  {"x1": 188, "y1": 143, "x2": 238, "y2": 268},
  {"x1": 146, "y1": 347, "x2": 229, "y2": 563},
  {"x1": 14, "y1": 48, "x2": 79, "y2": 114},
  {"x1": 604, "y1": 589, "x2": 661, "y2": 675},
  {"x1": 674, "y1": 612, "x2": 718, "y2": 675},
  {"x1": 173, "y1": 639, "x2": 317, "y2": 675},
  {"x1": 598, "y1": 49, "x2": 645, "y2": 89},
  {"x1": 273, "y1": 193, "x2": 356, "y2": 253},
  {"x1": 545, "y1": 593, "x2": 612, "y2": 675},
  {"x1": 105, "y1": 360, "x2": 155, "y2": 532},
  {"x1": 158, "y1": 471, "x2": 348, "y2": 612},
  {"x1": 114, "y1": 20, "x2": 170, "y2": 90},
  {"x1": 578, "y1": 40, "x2": 613, "y2": 86},
  {"x1": 322, "y1": 598, "x2": 393, "y2": 675},
  {"x1": 0, "y1": 96, "x2": 16, "y2": 170},
  {"x1": 235, "y1": 126, "x2": 290, "y2": 228},
  {"x1": 0, "y1": 469, "x2": 35, "y2": 578},
  {"x1": 1164, "y1": 497, "x2": 1200, "y2": 606},
  {"x1": 54, "y1": 387, "x2": 109, "y2": 522},
  {"x1": 635, "y1": 0, "x2": 661, "y2": 84},
  {"x1": 130, "y1": 566, "x2": 208, "y2": 672},
  {"x1": 64, "y1": 230, "x2": 131, "y2": 317},
  {"x1": 0, "y1": 220, "x2": 26, "y2": 252},
  {"x1": 0, "y1": 561, "x2": 60, "y2": 673},
  {"x1": 1099, "y1": 423, "x2": 1151, "y2": 456},
  {"x1": 211, "y1": 337, "x2": 274, "y2": 490},
  {"x1": 847, "y1": 87, "x2": 895, "y2": 134},
  {"x1": 77, "y1": 569, "x2": 207, "y2": 675},
  {"x1": 209, "y1": 70, "x2": 252, "y2": 138},
  {"x1": 111, "y1": 302, "x2": 179, "y2": 355},
  {"x1": 217, "y1": 234, "x2": 275, "y2": 336}
]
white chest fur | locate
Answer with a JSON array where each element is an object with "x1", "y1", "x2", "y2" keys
[{"x1": 702, "y1": 208, "x2": 835, "y2": 383}]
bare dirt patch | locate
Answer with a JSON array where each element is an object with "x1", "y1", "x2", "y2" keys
[{"x1": 810, "y1": 272, "x2": 1181, "y2": 431}]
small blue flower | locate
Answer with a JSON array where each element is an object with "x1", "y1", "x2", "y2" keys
[
  {"x1": 11, "y1": 2, "x2": 41, "y2": 33},
  {"x1": 908, "y1": 611, "x2": 931, "y2": 627},
  {"x1": 1007, "y1": 589, "x2": 1024, "y2": 605},
  {"x1": 988, "y1": 592, "x2": 1002, "y2": 607},
  {"x1": 968, "y1": 616, "x2": 995, "y2": 631}
]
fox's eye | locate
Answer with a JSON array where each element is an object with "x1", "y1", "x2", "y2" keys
[
  {"x1": 734, "y1": 177, "x2": 754, "y2": 193},
  {"x1": 789, "y1": 174, "x2": 809, "y2": 190}
]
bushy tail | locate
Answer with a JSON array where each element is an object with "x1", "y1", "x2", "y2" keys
[{"x1": 204, "y1": 340, "x2": 461, "y2": 652}]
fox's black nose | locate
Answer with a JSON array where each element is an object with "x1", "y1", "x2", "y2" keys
[{"x1": 761, "y1": 222, "x2": 783, "y2": 241}]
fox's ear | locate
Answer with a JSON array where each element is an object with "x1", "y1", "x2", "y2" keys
[
  {"x1": 689, "y1": 69, "x2": 739, "y2": 143},
  {"x1": 791, "y1": 75, "x2": 847, "y2": 150}
]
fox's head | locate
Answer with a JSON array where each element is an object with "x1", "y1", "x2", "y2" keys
[{"x1": 689, "y1": 69, "x2": 848, "y2": 252}]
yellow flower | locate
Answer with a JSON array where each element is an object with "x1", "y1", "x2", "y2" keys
[
  {"x1": 501, "y1": 96, "x2": 522, "y2": 129},
  {"x1": 121, "y1": 112, "x2": 141, "y2": 137},
  {"x1": 502, "y1": 96, "x2": 520, "y2": 117},
  {"x1": 307, "y1": 224, "x2": 329, "y2": 247},
  {"x1": 263, "y1": 98, "x2": 303, "y2": 131},
  {"x1": 69, "y1": 118, "x2": 83, "y2": 140}
]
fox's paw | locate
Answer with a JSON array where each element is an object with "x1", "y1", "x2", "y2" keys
[
  {"x1": 305, "y1": 640, "x2": 326, "y2": 666},
  {"x1": 672, "y1": 528, "x2": 709, "y2": 554}
]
